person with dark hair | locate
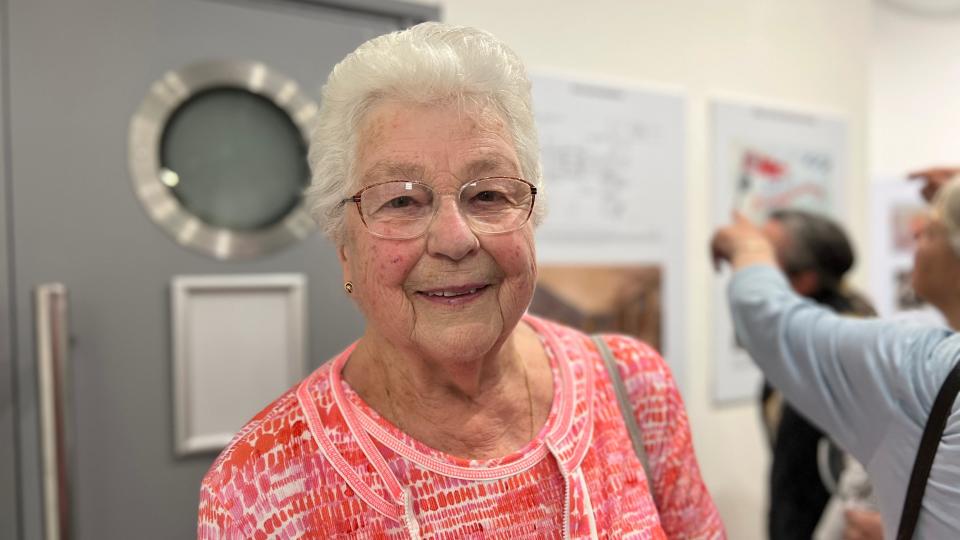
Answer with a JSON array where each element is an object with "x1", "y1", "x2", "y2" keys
[
  {"x1": 710, "y1": 172, "x2": 960, "y2": 539},
  {"x1": 758, "y1": 209, "x2": 879, "y2": 540},
  {"x1": 763, "y1": 209, "x2": 873, "y2": 312}
]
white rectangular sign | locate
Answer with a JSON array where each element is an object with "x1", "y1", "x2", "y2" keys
[{"x1": 710, "y1": 100, "x2": 847, "y2": 404}]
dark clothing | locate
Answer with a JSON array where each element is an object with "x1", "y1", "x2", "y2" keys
[
  {"x1": 764, "y1": 388, "x2": 831, "y2": 540},
  {"x1": 761, "y1": 287, "x2": 875, "y2": 540}
]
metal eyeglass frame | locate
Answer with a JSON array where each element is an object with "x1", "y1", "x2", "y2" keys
[{"x1": 338, "y1": 176, "x2": 538, "y2": 240}]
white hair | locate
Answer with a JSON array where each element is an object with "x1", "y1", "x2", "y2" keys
[
  {"x1": 305, "y1": 22, "x2": 544, "y2": 243},
  {"x1": 932, "y1": 177, "x2": 960, "y2": 258}
]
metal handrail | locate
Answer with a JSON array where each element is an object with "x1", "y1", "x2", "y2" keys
[{"x1": 34, "y1": 283, "x2": 70, "y2": 540}]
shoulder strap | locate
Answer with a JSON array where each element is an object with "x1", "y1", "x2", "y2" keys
[
  {"x1": 591, "y1": 335, "x2": 655, "y2": 500},
  {"x1": 896, "y1": 358, "x2": 960, "y2": 540}
]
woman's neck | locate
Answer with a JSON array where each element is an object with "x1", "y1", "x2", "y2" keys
[
  {"x1": 942, "y1": 301, "x2": 960, "y2": 331},
  {"x1": 342, "y1": 323, "x2": 551, "y2": 459},
  {"x1": 931, "y1": 287, "x2": 960, "y2": 330},
  {"x1": 358, "y1": 329, "x2": 518, "y2": 401}
]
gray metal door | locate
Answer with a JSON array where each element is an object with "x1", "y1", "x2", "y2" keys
[
  {"x1": 4, "y1": 1, "x2": 436, "y2": 538},
  {"x1": 1, "y1": 1, "x2": 18, "y2": 537}
]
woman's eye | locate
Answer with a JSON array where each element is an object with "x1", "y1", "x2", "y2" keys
[
  {"x1": 387, "y1": 196, "x2": 415, "y2": 208},
  {"x1": 475, "y1": 191, "x2": 506, "y2": 203}
]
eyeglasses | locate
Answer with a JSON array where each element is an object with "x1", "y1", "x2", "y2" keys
[{"x1": 339, "y1": 176, "x2": 537, "y2": 240}]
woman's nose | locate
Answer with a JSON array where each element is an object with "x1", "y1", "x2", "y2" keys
[{"x1": 425, "y1": 196, "x2": 479, "y2": 261}]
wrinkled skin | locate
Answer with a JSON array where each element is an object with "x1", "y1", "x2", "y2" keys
[{"x1": 338, "y1": 100, "x2": 538, "y2": 370}]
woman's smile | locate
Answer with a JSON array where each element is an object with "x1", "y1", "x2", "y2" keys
[
  {"x1": 201, "y1": 23, "x2": 726, "y2": 539},
  {"x1": 415, "y1": 283, "x2": 492, "y2": 305}
]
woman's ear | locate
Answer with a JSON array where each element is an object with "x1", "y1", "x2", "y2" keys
[
  {"x1": 337, "y1": 242, "x2": 352, "y2": 283},
  {"x1": 789, "y1": 269, "x2": 820, "y2": 297}
]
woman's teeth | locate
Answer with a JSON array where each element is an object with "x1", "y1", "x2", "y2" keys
[{"x1": 426, "y1": 288, "x2": 478, "y2": 297}]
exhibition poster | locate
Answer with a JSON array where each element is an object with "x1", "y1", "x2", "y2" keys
[
  {"x1": 711, "y1": 100, "x2": 847, "y2": 403},
  {"x1": 531, "y1": 73, "x2": 686, "y2": 389}
]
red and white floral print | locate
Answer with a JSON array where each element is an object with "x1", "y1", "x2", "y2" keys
[{"x1": 198, "y1": 315, "x2": 724, "y2": 539}]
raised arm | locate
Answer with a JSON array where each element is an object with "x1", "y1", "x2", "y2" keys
[
  {"x1": 728, "y1": 264, "x2": 945, "y2": 460},
  {"x1": 908, "y1": 166, "x2": 959, "y2": 202},
  {"x1": 711, "y1": 214, "x2": 951, "y2": 462}
]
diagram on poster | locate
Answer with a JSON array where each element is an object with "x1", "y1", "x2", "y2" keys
[
  {"x1": 711, "y1": 100, "x2": 846, "y2": 404},
  {"x1": 530, "y1": 73, "x2": 686, "y2": 388},
  {"x1": 532, "y1": 75, "x2": 685, "y2": 264}
]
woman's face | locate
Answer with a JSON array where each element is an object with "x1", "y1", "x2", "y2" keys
[
  {"x1": 912, "y1": 213, "x2": 960, "y2": 305},
  {"x1": 338, "y1": 101, "x2": 538, "y2": 364}
]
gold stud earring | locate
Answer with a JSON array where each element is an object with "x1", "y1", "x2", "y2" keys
[{"x1": 344, "y1": 281, "x2": 354, "y2": 294}]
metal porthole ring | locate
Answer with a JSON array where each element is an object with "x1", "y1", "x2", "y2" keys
[{"x1": 128, "y1": 59, "x2": 318, "y2": 260}]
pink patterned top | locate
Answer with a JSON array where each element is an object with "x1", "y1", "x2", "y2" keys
[{"x1": 198, "y1": 315, "x2": 725, "y2": 539}]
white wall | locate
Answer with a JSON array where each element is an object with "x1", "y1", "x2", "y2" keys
[
  {"x1": 411, "y1": 1, "x2": 872, "y2": 538},
  {"x1": 871, "y1": 4, "x2": 960, "y2": 177}
]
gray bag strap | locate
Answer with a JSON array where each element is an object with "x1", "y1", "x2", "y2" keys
[{"x1": 592, "y1": 335, "x2": 656, "y2": 506}]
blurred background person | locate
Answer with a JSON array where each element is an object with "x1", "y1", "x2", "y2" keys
[
  {"x1": 909, "y1": 166, "x2": 960, "y2": 207},
  {"x1": 756, "y1": 210, "x2": 878, "y2": 540},
  {"x1": 909, "y1": 168, "x2": 960, "y2": 330},
  {"x1": 710, "y1": 172, "x2": 960, "y2": 538}
]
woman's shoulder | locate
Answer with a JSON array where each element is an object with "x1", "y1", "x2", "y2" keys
[
  {"x1": 528, "y1": 316, "x2": 673, "y2": 392},
  {"x1": 201, "y1": 361, "x2": 336, "y2": 492},
  {"x1": 902, "y1": 330, "x2": 960, "y2": 422},
  {"x1": 589, "y1": 333, "x2": 677, "y2": 401},
  {"x1": 591, "y1": 333, "x2": 666, "y2": 372},
  {"x1": 198, "y1": 385, "x2": 309, "y2": 533}
]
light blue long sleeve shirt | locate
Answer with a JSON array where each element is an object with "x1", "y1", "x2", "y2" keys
[{"x1": 728, "y1": 264, "x2": 960, "y2": 538}]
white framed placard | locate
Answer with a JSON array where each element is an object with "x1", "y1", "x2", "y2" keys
[
  {"x1": 710, "y1": 98, "x2": 847, "y2": 404},
  {"x1": 172, "y1": 273, "x2": 307, "y2": 455}
]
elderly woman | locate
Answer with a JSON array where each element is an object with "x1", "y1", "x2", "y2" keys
[
  {"x1": 711, "y1": 175, "x2": 960, "y2": 539},
  {"x1": 198, "y1": 23, "x2": 723, "y2": 539}
]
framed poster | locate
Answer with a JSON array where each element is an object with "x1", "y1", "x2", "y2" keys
[
  {"x1": 710, "y1": 99, "x2": 847, "y2": 403},
  {"x1": 531, "y1": 72, "x2": 686, "y2": 388}
]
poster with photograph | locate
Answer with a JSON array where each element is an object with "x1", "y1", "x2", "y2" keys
[
  {"x1": 531, "y1": 265, "x2": 662, "y2": 353},
  {"x1": 710, "y1": 100, "x2": 847, "y2": 404},
  {"x1": 530, "y1": 73, "x2": 686, "y2": 388},
  {"x1": 869, "y1": 179, "x2": 945, "y2": 326},
  {"x1": 730, "y1": 144, "x2": 834, "y2": 223}
]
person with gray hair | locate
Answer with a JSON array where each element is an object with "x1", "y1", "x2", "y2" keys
[
  {"x1": 198, "y1": 23, "x2": 724, "y2": 539},
  {"x1": 909, "y1": 169, "x2": 960, "y2": 329},
  {"x1": 711, "y1": 172, "x2": 960, "y2": 539}
]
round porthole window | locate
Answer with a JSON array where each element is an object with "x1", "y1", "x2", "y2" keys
[{"x1": 128, "y1": 60, "x2": 318, "y2": 260}]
